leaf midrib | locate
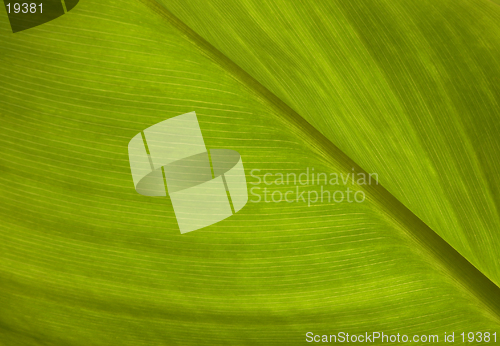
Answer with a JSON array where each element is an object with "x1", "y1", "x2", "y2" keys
[{"x1": 138, "y1": 0, "x2": 500, "y2": 324}]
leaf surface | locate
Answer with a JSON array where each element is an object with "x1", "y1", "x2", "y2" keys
[
  {"x1": 0, "y1": 0, "x2": 499, "y2": 345},
  {"x1": 157, "y1": 0, "x2": 500, "y2": 287}
]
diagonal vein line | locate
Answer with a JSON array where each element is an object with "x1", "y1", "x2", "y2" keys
[
  {"x1": 140, "y1": 131, "x2": 155, "y2": 171},
  {"x1": 221, "y1": 174, "x2": 236, "y2": 215},
  {"x1": 138, "y1": 0, "x2": 500, "y2": 323}
]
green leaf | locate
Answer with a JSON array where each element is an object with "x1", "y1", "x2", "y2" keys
[
  {"x1": 157, "y1": 0, "x2": 500, "y2": 288},
  {"x1": 0, "y1": 0, "x2": 499, "y2": 345}
]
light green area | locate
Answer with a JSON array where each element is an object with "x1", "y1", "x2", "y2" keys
[
  {"x1": 0, "y1": 0, "x2": 499, "y2": 345},
  {"x1": 211, "y1": 149, "x2": 248, "y2": 212},
  {"x1": 142, "y1": 112, "x2": 206, "y2": 170},
  {"x1": 159, "y1": 0, "x2": 500, "y2": 287},
  {"x1": 170, "y1": 176, "x2": 232, "y2": 234},
  {"x1": 131, "y1": 113, "x2": 248, "y2": 233}
]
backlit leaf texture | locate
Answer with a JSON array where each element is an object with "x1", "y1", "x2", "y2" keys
[{"x1": 0, "y1": 0, "x2": 499, "y2": 344}]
